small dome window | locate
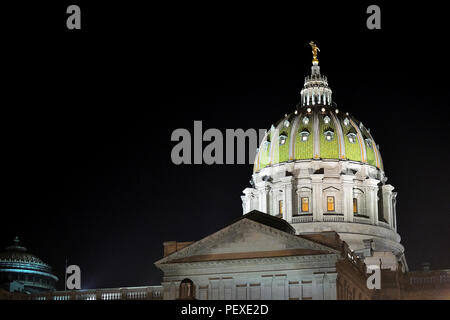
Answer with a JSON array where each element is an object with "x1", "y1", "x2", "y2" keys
[
  {"x1": 284, "y1": 120, "x2": 290, "y2": 127},
  {"x1": 302, "y1": 116, "x2": 309, "y2": 125},
  {"x1": 263, "y1": 140, "x2": 270, "y2": 150},
  {"x1": 323, "y1": 115, "x2": 331, "y2": 124},
  {"x1": 299, "y1": 129, "x2": 310, "y2": 142},
  {"x1": 279, "y1": 133, "x2": 288, "y2": 145},
  {"x1": 343, "y1": 118, "x2": 350, "y2": 126},
  {"x1": 347, "y1": 133, "x2": 357, "y2": 144},
  {"x1": 365, "y1": 138, "x2": 373, "y2": 148},
  {"x1": 324, "y1": 127, "x2": 334, "y2": 141},
  {"x1": 306, "y1": 107, "x2": 312, "y2": 113}
]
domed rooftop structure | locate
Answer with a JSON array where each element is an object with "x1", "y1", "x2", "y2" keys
[
  {"x1": 0, "y1": 237, "x2": 58, "y2": 293},
  {"x1": 242, "y1": 42, "x2": 406, "y2": 271},
  {"x1": 254, "y1": 44, "x2": 382, "y2": 173},
  {"x1": 253, "y1": 106, "x2": 383, "y2": 173}
]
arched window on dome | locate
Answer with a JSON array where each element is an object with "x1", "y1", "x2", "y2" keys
[
  {"x1": 353, "y1": 198, "x2": 358, "y2": 214},
  {"x1": 302, "y1": 116, "x2": 309, "y2": 125},
  {"x1": 299, "y1": 129, "x2": 310, "y2": 142},
  {"x1": 347, "y1": 133, "x2": 357, "y2": 144},
  {"x1": 279, "y1": 133, "x2": 288, "y2": 145},
  {"x1": 324, "y1": 127, "x2": 334, "y2": 141}
]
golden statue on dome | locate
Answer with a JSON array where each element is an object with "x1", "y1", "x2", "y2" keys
[{"x1": 309, "y1": 41, "x2": 320, "y2": 64}]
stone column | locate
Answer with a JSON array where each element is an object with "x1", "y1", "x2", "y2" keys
[
  {"x1": 325, "y1": 273, "x2": 337, "y2": 300},
  {"x1": 311, "y1": 174, "x2": 323, "y2": 221},
  {"x1": 313, "y1": 273, "x2": 324, "y2": 300},
  {"x1": 342, "y1": 175, "x2": 354, "y2": 222},
  {"x1": 363, "y1": 178, "x2": 379, "y2": 225},
  {"x1": 382, "y1": 184, "x2": 394, "y2": 227},
  {"x1": 392, "y1": 192, "x2": 398, "y2": 231},
  {"x1": 281, "y1": 176, "x2": 294, "y2": 223}
]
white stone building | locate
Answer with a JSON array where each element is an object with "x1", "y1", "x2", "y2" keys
[{"x1": 155, "y1": 43, "x2": 407, "y2": 300}]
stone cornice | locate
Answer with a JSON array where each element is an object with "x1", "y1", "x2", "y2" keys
[{"x1": 158, "y1": 252, "x2": 339, "y2": 272}]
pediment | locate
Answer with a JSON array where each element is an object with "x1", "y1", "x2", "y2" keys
[
  {"x1": 323, "y1": 186, "x2": 340, "y2": 192},
  {"x1": 155, "y1": 216, "x2": 338, "y2": 265}
]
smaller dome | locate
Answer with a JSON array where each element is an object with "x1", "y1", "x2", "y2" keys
[
  {"x1": 0, "y1": 238, "x2": 47, "y2": 266},
  {"x1": 0, "y1": 237, "x2": 58, "y2": 293}
]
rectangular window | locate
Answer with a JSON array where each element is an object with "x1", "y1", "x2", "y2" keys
[
  {"x1": 301, "y1": 197, "x2": 309, "y2": 212},
  {"x1": 279, "y1": 200, "x2": 283, "y2": 215},
  {"x1": 327, "y1": 196, "x2": 335, "y2": 212},
  {"x1": 353, "y1": 198, "x2": 358, "y2": 214}
]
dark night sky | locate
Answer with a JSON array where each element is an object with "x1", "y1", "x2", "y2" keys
[{"x1": 2, "y1": 2, "x2": 449, "y2": 289}]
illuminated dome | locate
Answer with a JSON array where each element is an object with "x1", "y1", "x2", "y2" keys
[
  {"x1": 254, "y1": 54, "x2": 382, "y2": 173},
  {"x1": 242, "y1": 42, "x2": 406, "y2": 271},
  {"x1": 0, "y1": 237, "x2": 58, "y2": 293}
]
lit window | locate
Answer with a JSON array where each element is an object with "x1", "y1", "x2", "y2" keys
[
  {"x1": 327, "y1": 196, "x2": 335, "y2": 212},
  {"x1": 353, "y1": 198, "x2": 358, "y2": 214},
  {"x1": 284, "y1": 120, "x2": 290, "y2": 127},
  {"x1": 365, "y1": 138, "x2": 373, "y2": 149},
  {"x1": 323, "y1": 116, "x2": 330, "y2": 124},
  {"x1": 300, "y1": 130, "x2": 310, "y2": 142},
  {"x1": 279, "y1": 200, "x2": 284, "y2": 215},
  {"x1": 324, "y1": 130, "x2": 334, "y2": 141},
  {"x1": 307, "y1": 107, "x2": 312, "y2": 113},
  {"x1": 301, "y1": 197, "x2": 309, "y2": 212},
  {"x1": 343, "y1": 118, "x2": 350, "y2": 126},
  {"x1": 347, "y1": 133, "x2": 357, "y2": 144},
  {"x1": 302, "y1": 116, "x2": 309, "y2": 125},
  {"x1": 263, "y1": 140, "x2": 270, "y2": 150},
  {"x1": 279, "y1": 134, "x2": 287, "y2": 145}
]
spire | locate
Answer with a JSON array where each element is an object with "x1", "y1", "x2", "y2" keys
[{"x1": 300, "y1": 41, "x2": 332, "y2": 107}]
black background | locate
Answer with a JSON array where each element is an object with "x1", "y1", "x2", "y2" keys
[{"x1": 2, "y1": 1, "x2": 450, "y2": 290}]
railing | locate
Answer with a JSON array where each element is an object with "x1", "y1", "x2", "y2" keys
[
  {"x1": 25, "y1": 285, "x2": 163, "y2": 301},
  {"x1": 409, "y1": 273, "x2": 450, "y2": 286},
  {"x1": 291, "y1": 215, "x2": 313, "y2": 223},
  {"x1": 323, "y1": 215, "x2": 344, "y2": 222}
]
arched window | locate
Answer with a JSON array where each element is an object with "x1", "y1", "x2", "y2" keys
[
  {"x1": 179, "y1": 278, "x2": 195, "y2": 300},
  {"x1": 279, "y1": 133, "x2": 288, "y2": 145}
]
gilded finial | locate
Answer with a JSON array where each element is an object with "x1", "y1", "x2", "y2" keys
[{"x1": 309, "y1": 41, "x2": 320, "y2": 64}]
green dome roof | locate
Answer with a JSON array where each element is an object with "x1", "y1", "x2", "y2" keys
[{"x1": 253, "y1": 104, "x2": 383, "y2": 173}]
